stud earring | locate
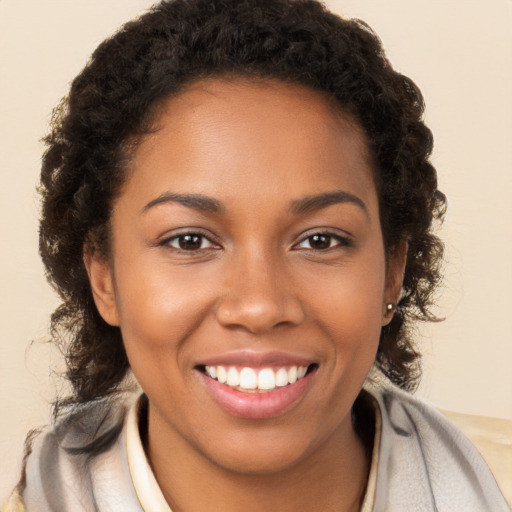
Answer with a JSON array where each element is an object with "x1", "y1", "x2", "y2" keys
[{"x1": 386, "y1": 303, "x2": 394, "y2": 312}]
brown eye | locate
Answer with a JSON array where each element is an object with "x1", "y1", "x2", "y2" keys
[
  {"x1": 178, "y1": 234, "x2": 202, "y2": 250},
  {"x1": 298, "y1": 233, "x2": 335, "y2": 250},
  {"x1": 308, "y1": 234, "x2": 332, "y2": 250},
  {"x1": 167, "y1": 233, "x2": 216, "y2": 251},
  {"x1": 295, "y1": 232, "x2": 350, "y2": 251}
]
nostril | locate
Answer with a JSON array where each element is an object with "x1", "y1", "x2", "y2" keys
[{"x1": 215, "y1": 295, "x2": 305, "y2": 334}]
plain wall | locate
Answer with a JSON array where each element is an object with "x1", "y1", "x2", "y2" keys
[{"x1": 1, "y1": 0, "x2": 511, "y2": 500}]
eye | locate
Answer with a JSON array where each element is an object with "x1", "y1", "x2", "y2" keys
[
  {"x1": 295, "y1": 232, "x2": 349, "y2": 251},
  {"x1": 165, "y1": 233, "x2": 218, "y2": 251}
]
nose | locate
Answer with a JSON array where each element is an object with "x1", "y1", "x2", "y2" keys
[{"x1": 215, "y1": 250, "x2": 305, "y2": 334}]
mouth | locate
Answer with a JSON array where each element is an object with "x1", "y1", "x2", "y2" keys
[
  {"x1": 196, "y1": 360, "x2": 318, "y2": 419},
  {"x1": 198, "y1": 364, "x2": 317, "y2": 393}
]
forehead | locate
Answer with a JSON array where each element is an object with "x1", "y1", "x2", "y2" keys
[{"x1": 122, "y1": 78, "x2": 377, "y2": 215}]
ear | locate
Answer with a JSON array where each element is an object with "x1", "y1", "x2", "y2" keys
[
  {"x1": 382, "y1": 240, "x2": 408, "y2": 326},
  {"x1": 83, "y1": 249, "x2": 120, "y2": 327}
]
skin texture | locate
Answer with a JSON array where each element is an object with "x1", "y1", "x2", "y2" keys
[{"x1": 86, "y1": 78, "x2": 405, "y2": 512}]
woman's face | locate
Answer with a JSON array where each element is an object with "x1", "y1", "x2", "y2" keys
[{"x1": 89, "y1": 78, "x2": 402, "y2": 474}]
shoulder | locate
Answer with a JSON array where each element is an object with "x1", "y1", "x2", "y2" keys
[
  {"x1": 365, "y1": 381, "x2": 510, "y2": 511},
  {"x1": 15, "y1": 391, "x2": 142, "y2": 512}
]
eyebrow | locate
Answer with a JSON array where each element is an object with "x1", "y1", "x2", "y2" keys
[
  {"x1": 290, "y1": 190, "x2": 368, "y2": 216},
  {"x1": 142, "y1": 189, "x2": 367, "y2": 217},
  {"x1": 142, "y1": 192, "x2": 224, "y2": 214}
]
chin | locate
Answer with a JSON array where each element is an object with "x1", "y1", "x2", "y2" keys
[{"x1": 205, "y1": 441, "x2": 311, "y2": 476}]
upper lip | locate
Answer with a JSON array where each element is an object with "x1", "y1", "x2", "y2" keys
[{"x1": 196, "y1": 350, "x2": 316, "y2": 368}]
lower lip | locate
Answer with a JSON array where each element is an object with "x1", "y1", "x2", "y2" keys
[{"x1": 200, "y1": 371, "x2": 313, "y2": 420}]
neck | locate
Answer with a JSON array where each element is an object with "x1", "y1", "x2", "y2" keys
[{"x1": 146, "y1": 403, "x2": 372, "y2": 512}]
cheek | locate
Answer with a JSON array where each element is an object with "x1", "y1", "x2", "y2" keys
[
  {"x1": 302, "y1": 258, "x2": 386, "y2": 368},
  {"x1": 307, "y1": 264, "x2": 385, "y2": 330},
  {"x1": 113, "y1": 257, "x2": 217, "y2": 363}
]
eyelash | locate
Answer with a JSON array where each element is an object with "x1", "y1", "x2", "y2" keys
[
  {"x1": 158, "y1": 231, "x2": 220, "y2": 252},
  {"x1": 158, "y1": 230, "x2": 352, "y2": 253},
  {"x1": 293, "y1": 231, "x2": 352, "y2": 251}
]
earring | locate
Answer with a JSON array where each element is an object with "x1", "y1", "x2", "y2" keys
[{"x1": 386, "y1": 303, "x2": 394, "y2": 312}]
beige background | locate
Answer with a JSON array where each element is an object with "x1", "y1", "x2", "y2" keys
[{"x1": 1, "y1": 0, "x2": 511, "y2": 501}]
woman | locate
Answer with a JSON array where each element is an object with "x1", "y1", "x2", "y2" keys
[{"x1": 3, "y1": 0, "x2": 508, "y2": 510}]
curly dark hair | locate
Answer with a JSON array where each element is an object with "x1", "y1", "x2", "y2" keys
[{"x1": 39, "y1": 0, "x2": 445, "y2": 415}]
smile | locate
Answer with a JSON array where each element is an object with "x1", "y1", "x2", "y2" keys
[
  {"x1": 198, "y1": 359, "x2": 317, "y2": 419},
  {"x1": 204, "y1": 365, "x2": 309, "y2": 392}
]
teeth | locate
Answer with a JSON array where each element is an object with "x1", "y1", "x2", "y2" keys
[
  {"x1": 258, "y1": 368, "x2": 275, "y2": 390},
  {"x1": 275, "y1": 368, "x2": 288, "y2": 387},
  {"x1": 217, "y1": 366, "x2": 227, "y2": 384},
  {"x1": 239, "y1": 367, "x2": 257, "y2": 389},
  {"x1": 226, "y1": 367, "x2": 240, "y2": 387},
  {"x1": 205, "y1": 365, "x2": 309, "y2": 391}
]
